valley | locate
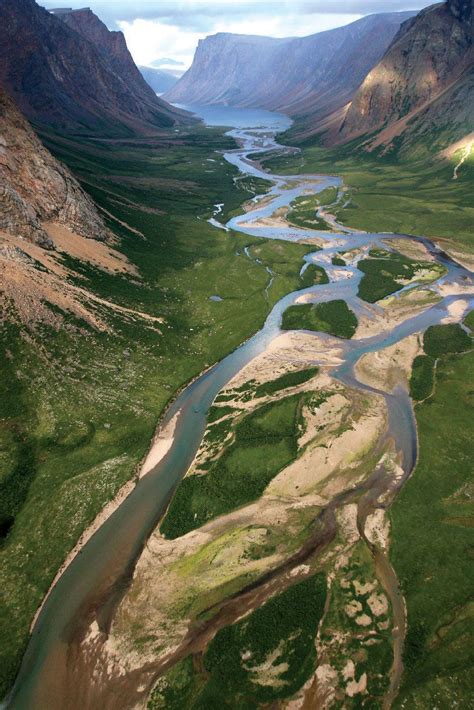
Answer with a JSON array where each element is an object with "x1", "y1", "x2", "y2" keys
[
  {"x1": 5, "y1": 106, "x2": 473, "y2": 709},
  {"x1": 0, "y1": 0, "x2": 473, "y2": 707},
  {"x1": 0, "y1": 107, "x2": 310, "y2": 700}
]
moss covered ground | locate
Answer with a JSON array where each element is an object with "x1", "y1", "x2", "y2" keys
[
  {"x1": 261, "y1": 144, "x2": 474, "y2": 256},
  {"x1": 160, "y1": 393, "x2": 304, "y2": 539},
  {"x1": 392, "y1": 315, "x2": 474, "y2": 707},
  {"x1": 281, "y1": 299, "x2": 358, "y2": 338},
  {"x1": 148, "y1": 572, "x2": 327, "y2": 709},
  {"x1": 356, "y1": 249, "x2": 445, "y2": 303},
  {"x1": 287, "y1": 194, "x2": 332, "y2": 231}
]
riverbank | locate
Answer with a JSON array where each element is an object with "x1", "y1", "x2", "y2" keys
[
  {"x1": 6, "y1": 106, "x2": 474, "y2": 710},
  {"x1": 0, "y1": 120, "x2": 313, "y2": 699},
  {"x1": 260, "y1": 143, "x2": 474, "y2": 262}
]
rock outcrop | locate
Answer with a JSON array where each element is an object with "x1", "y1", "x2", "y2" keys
[
  {"x1": 0, "y1": 88, "x2": 107, "y2": 247},
  {"x1": 51, "y1": 8, "x2": 179, "y2": 103},
  {"x1": 165, "y1": 12, "x2": 415, "y2": 133},
  {"x1": 338, "y1": 0, "x2": 473, "y2": 154},
  {"x1": 0, "y1": 0, "x2": 190, "y2": 135}
]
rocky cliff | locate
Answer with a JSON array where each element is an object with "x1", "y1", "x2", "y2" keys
[
  {"x1": 0, "y1": 0, "x2": 190, "y2": 135},
  {"x1": 165, "y1": 12, "x2": 414, "y2": 127},
  {"x1": 339, "y1": 0, "x2": 473, "y2": 154},
  {"x1": 51, "y1": 8, "x2": 175, "y2": 104},
  {"x1": 0, "y1": 88, "x2": 107, "y2": 247}
]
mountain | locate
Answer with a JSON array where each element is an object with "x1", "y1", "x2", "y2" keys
[
  {"x1": 338, "y1": 0, "x2": 474, "y2": 156},
  {"x1": 0, "y1": 87, "x2": 107, "y2": 248},
  {"x1": 165, "y1": 12, "x2": 415, "y2": 128},
  {"x1": 0, "y1": 0, "x2": 190, "y2": 135},
  {"x1": 50, "y1": 8, "x2": 180, "y2": 102},
  {"x1": 139, "y1": 66, "x2": 179, "y2": 94}
]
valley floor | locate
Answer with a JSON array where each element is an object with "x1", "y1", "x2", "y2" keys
[
  {"x1": 0, "y1": 123, "x2": 309, "y2": 697},
  {"x1": 259, "y1": 141, "x2": 474, "y2": 268},
  {"x1": 2, "y1": 110, "x2": 473, "y2": 710}
]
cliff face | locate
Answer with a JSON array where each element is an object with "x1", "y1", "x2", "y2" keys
[
  {"x1": 0, "y1": 88, "x2": 107, "y2": 247},
  {"x1": 339, "y1": 0, "x2": 473, "y2": 153},
  {"x1": 52, "y1": 8, "x2": 165, "y2": 106},
  {"x1": 0, "y1": 0, "x2": 190, "y2": 135},
  {"x1": 165, "y1": 12, "x2": 415, "y2": 125}
]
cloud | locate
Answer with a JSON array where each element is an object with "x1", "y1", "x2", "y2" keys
[
  {"x1": 117, "y1": 19, "x2": 203, "y2": 67},
  {"x1": 42, "y1": 0, "x2": 433, "y2": 25},
  {"x1": 41, "y1": 0, "x2": 434, "y2": 68},
  {"x1": 119, "y1": 12, "x2": 370, "y2": 67}
]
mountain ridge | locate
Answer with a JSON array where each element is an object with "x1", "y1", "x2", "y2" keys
[
  {"x1": 165, "y1": 12, "x2": 415, "y2": 127},
  {"x1": 337, "y1": 0, "x2": 473, "y2": 156},
  {"x1": 0, "y1": 0, "x2": 191, "y2": 135}
]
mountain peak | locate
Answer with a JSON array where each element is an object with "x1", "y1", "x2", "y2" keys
[
  {"x1": 338, "y1": 0, "x2": 473, "y2": 156},
  {"x1": 0, "y1": 0, "x2": 191, "y2": 134}
]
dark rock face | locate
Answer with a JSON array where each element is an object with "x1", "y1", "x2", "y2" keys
[
  {"x1": 448, "y1": 0, "x2": 473, "y2": 24},
  {"x1": 0, "y1": 88, "x2": 107, "y2": 246},
  {"x1": 52, "y1": 8, "x2": 165, "y2": 105},
  {"x1": 165, "y1": 12, "x2": 415, "y2": 126},
  {"x1": 339, "y1": 0, "x2": 473, "y2": 151},
  {"x1": 0, "y1": 0, "x2": 189, "y2": 134}
]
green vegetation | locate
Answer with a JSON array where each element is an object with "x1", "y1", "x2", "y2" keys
[
  {"x1": 409, "y1": 322, "x2": 472, "y2": 402},
  {"x1": 206, "y1": 405, "x2": 236, "y2": 423},
  {"x1": 409, "y1": 355, "x2": 435, "y2": 401},
  {"x1": 300, "y1": 263, "x2": 329, "y2": 288},
  {"x1": 237, "y1": 175, "x2": 273, "y2": 198},
  {"x1": 148, "y1": 573, "x2": 327, "y2": 708},
  {"x1": 160, "y1": 394, "x2": 303, "y2": 539},
  {"x1": 213, "y1": 367, "x2": 319, "y2": 406},
  {"x1": 0, "y1": 125, "x2": 312, "y2": 695},
  {"x1": 464, "y1": 310, "x2": 474, "y2": 331},
  {"x1": 316, "y1": 186, "x2": 338, "y2": 206},
  {"x1": 262, "y1": 144, "x2": 474, "y2": 256},
  {"x1": 254, "y1": 367, "x2": 319, "y2": 398},
  {"x1": 357, "y1": 250, "x2": 445, "y2": 303},
  {"x1": 287, "y1": 194, "x2": 332, "y2": 230},
  {"x1": 423, "y1": 323, "x2": 472, "y2": 357},
  {"x1": 244, "y1": 241, "x2": 314, "y2": 303},
  {"x1": 331, "y1": 255, "x2": 346, "y2": 266},
  {"x1": 319, "y1": 541, "x2": 393, "y2": 702},
  {"x1": 281, "y1": 299, "x2": 358, "y2": 338},
  {"x1": 392, "y1": 342, "x2": 474, "y2": 707}
]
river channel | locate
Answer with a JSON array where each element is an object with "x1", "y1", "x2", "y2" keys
[{"x1": 7, "y1": 105, "x2": 474, "y2": 709}]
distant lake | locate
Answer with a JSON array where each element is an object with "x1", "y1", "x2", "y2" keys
[{"x1": 173, "y1": 103, "x2": 292, "y2": 131}]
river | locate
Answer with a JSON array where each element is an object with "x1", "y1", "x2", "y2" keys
[{"x1": 7, "y1": 105, "x2": 474, "y2": 709}]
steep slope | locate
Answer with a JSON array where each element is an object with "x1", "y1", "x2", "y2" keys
[
  {"x1": 0, "y1": 88, "x2": 107, "y2": 247},
  {"x1": 165, "y1": 12, "x2": 414, "y2": 125},
  {"x1": 139, "y1": 66, "x2": 178, "y2": 94},
  {"x1": 0, "y1": 0, "x2": 189, "y2": 135},
  {"x1": 51, "y1": 8, "x2": 179, "y2": 104},
  {"x1": 0, "y1": 87, "x2": 140, "y2": 333},
  {"x1": 338, "y1": 0, "x2": 474, "y2": 155}
]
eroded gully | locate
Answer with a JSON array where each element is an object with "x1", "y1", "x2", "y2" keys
[{"x1": 7, "y1": 106, "x2": 474, "y2": 710}]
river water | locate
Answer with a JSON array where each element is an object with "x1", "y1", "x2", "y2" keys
[{"x1": 7, "y1": 106, "x2": 474, "y2": 709}]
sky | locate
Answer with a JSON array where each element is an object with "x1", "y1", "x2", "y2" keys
[{"x1": 42, "y1": 0, "x2": 435, "y2": 69}]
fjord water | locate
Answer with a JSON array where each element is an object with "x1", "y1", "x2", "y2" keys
[{"x1": 8, "y1": 106, "x2": 474, "y2": 709}]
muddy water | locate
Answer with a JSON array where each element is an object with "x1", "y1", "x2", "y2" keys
[{"x1": 7, "y1": 106, "x2": 474, "y2": 709}]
